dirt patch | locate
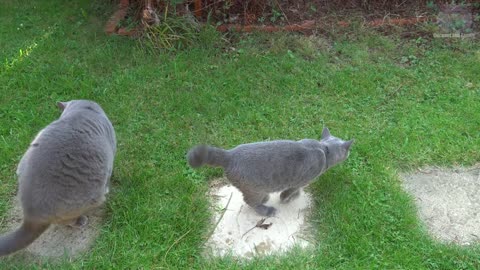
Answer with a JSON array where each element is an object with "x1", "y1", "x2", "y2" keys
[
  {"x1": 401, "y1": 166, "x2": 480, "y2": 245},
  {"x1": 1, "y1": 196, "x2": 105, "y2": 259},
  {"x1": 204, "y1": 178, "x2": 314, "y2": 259}
]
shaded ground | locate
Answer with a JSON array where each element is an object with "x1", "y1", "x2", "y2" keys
[
  {"x1": 122, "y1": 0, "x2": 480, "y2": 26},
  {"x1": 401, "y1": 166, "x2": 480, "y2": 245},
  {"x1": 2, "y1": 197, "x2": 104, "y2": 259},
  {"x1": 202, "y1": 0, "x2": 428, "y2": 25}
]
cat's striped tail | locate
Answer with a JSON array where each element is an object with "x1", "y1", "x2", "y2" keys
[
  {"x1": 0, "y1": 219, "x2": 50, "y2": 256},
  {"x1": 187, "y1": 145, "x2": 230, "y2": 168}
]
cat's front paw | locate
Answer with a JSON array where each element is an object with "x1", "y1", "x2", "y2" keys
[
  {"x1": 266, "y1": 206, "x2": 277, "y2": 217},
  {"x1": 255, "y1": 205, "x2": 277, "y2": 217}
]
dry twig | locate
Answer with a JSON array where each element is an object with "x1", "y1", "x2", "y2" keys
[{"x1": 241, "y1": 218, "x2": 273, "y2": 238}]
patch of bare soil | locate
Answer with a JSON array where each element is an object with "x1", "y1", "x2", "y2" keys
[
  {"x1": 1, "y1": 196, "x2": 105, "y2": 260},
  {"x1": 204, "y1": 178, "x2": 314, "y2": 259},
  {"x1": 401, "y1": 166, "x2": 480, "y2": 245}
]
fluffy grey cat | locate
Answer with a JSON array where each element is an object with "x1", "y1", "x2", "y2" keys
[
  {"x1": 187, "y1": 128, "x2": 353, "y2": 216},
  {"x1": 0, "y1": 100, "x2": 116, "y2": 256}
]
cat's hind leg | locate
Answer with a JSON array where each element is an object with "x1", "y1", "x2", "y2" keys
[
  {"x1": 70, "y1": 215, "x2": 89, "y2": 227},
  {"x1": 105, "y1": 166, "x2": 113, "y2": 195},
  {"x1": 280, "y1": 187, "x2": 301, "y2": 203},
  {"x1": 57, "y1": 196, "x2": 105, "y2": 228},
  {"x1": 58, "y1": 215, "x2": 89, "y2": 228},
  {"x1": 72, "y1": 215, "x2": 88, "y2": 227},
  {"x1": 242, "y1": 190, "x2": 276, "y2": 217},
  {"x1": 261, "y1": 194, "x2": 270, "y2": 204}
]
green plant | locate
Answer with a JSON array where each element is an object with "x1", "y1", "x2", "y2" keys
[
  {"x1": 141, "y1": 6, "x2": 201, "y2": 51},
  {"x1": 400, "y1": 55, "x2": 418, "y2": 65},
  {"x1": 118, "y1": 16, "x2": 139, "y2": 30},
  {"x1": 426, "y1": 0, "x2": 439, "y2": 12},
  {"x1": 270, "y1": 8, "x2": 283, "y2": 23}
]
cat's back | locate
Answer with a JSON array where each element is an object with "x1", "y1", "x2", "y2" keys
[
  {"x1": 226, "y1": 139, "x2": 326, "y2": 190},
  {"x1": 228, "y1": 140, "x2": 312, "y2": 168},
  {"x1": 28, "y1": 113, "x2": 112, "y2": 163},
  {"x1": 231, "y1": 140, "x2": 299, "y2": 153},
  {"x1": 19, "y1": 113, "x2": 114, "y2": 216}
]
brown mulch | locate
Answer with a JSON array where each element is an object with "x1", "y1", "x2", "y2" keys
[
  {"x1": 196, "y1": 0, "x2": 478, "y2": 25},
  {"x1": 106, "y1": 0, "x2": 479, "y2": 35}
]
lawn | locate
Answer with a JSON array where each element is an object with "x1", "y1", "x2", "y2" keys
[{"x1": 1, "y1": 0, "x2": 479, "y2": 269}]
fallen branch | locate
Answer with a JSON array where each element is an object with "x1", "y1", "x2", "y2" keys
[
  {"x1": 337, "y1": 16, "x2": 435, "y2": 28},
  {"x1": 105, "y1": 0, "x2": 130, "y2": 34},
  {"x1": 368, "y1": 16, "x2": 433, "y2": 27}
]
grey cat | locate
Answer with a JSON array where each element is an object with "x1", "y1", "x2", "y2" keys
[
  {"x1": 187, "y1": 128, "x2": 353, "y2": 217},
  {"x1": 0, "y1": 100, "x2": 116, "y2": 256}
]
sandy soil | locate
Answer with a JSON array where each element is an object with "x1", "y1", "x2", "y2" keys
[
  {"x1": 205, "y1": 179, "x2": 314, "y2": 259},
  {"x1": 401, "y1": 166, "x2": 480, "y2": 245},
  {"x1": 1, "y1": 196, "x2": 104, "y2": 259}
]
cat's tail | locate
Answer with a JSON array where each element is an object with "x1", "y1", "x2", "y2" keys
[
  {"x1": 0, "y1": 219, "x2": 50, "y2": 256},
  {"x1": 187, "y1": 145, "x2": 230, "y2": 168}
]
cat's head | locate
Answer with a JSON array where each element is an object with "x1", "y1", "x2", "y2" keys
[
  {"x1": 320, "y1": 127, "x2": 354, "y2": 168},
  {"x1": 57, "y1": 100, "x2": 106, "y2": 117}
]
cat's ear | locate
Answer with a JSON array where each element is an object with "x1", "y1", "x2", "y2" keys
[
  {"x1": 57, "y1": 102, "x2": 68, "y2": 111},
  {"x1": 344, "y1": 139, "x2": 354, "y2": 151},
  {"x1": 321, "y1": 127, "x2": 331, "y2": 139}
]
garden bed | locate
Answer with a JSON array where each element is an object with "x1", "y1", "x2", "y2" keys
[{"x1": 105, "y1": 0, "x2": 479, "y2": 36}]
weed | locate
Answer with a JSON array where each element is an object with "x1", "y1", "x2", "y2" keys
[{"x1": 139, "y1": 6, "x2": 224, "y2": 52}]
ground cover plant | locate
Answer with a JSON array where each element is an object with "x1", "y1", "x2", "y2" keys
[{"x1": 1, "y1": 0, "x2": 479, "y2": 269}]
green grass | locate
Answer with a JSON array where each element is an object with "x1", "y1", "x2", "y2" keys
[{"x1": 1, "y1": 0, "x2": 480, "y2": 269}]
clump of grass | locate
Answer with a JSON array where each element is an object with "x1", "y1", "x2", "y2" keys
[
  {"x1": 269, "y1": 34, "x2": 332, "y2": 59},
  {"x1": 139, "y1": 6, "x2": 220, "y2": 52}
]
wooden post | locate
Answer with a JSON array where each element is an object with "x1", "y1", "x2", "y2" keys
[{"x1": 194, "y1": 0, "x2": 202, "y2": 18}]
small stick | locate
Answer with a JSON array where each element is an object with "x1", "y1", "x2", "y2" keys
[
  {"x1": 377, "y1": 83, "x2": 406, "y2": 108},
  {"x1": 204, "y1": 192, "x2": 233, "y2": 243},
  {"x1": 273, "y1": 0, "x2": 290, "y2": 25},
  {"x1": 242, "y1": 218, "x2": 272, "y2": 239},
  {"x1": 163, "y1": 228, "x2": 192, "y2": 262},
  {"x1": 242, "y1": 224, "x2": 257, "y2": 239}
]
